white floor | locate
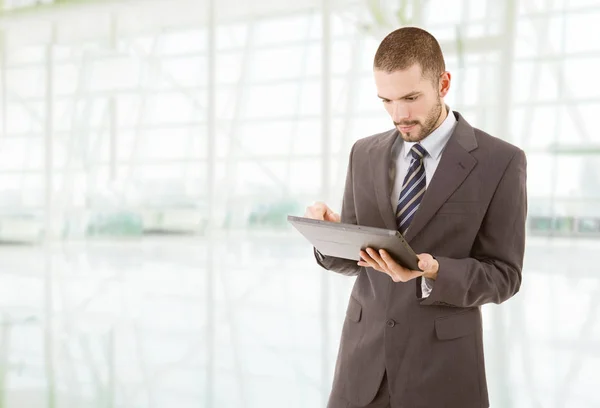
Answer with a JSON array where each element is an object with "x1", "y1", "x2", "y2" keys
[{"x1": 0, "y1": 233, "x2": 598, "y2": 407}]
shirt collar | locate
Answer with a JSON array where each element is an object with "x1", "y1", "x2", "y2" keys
[{"x1": 402, "y1": 107, "x2": 457, "y2": 160}]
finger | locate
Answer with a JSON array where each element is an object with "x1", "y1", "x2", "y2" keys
[
  {"x1": 379, "y1": 250, "x2": 410, "y2": 274},
  {"x1": 378, "y1": 251, "x2": 424, "y2": 282},
  {"x1": 359, "y1": 251, "x2": 374, "y2": 265},
  {"x1": 379, "y1": 250, "x2": 399, "y2": 273},
  {"x1": 366, "y1": 248, "x2": 389, "y2": 272},
  {"x1": 379, "y1": 249, "x2": 397, "y2": 267},
  {"x1": 416, "y1": 253, "x2": 432, "y2": 267},
  {"x1": 359, "y1": 251, "x2": 383, "y2": 272},
  {"x1": 314, "y1": 204, "x2": 327, "y2": 218},
  {"x1": 325, "y1": 210, "x2": 340, "y2": 222},
  {"x1": 305, "y1": 206, "x2": 324, "y2": 220},
  {"x1": 321, "y1": 206, "x2": 335, "y2": 221},
  {"x1": 378, "y1": 250, "x2": 407, "y2": 281},
  {"x1": 314, "y1": 201, "x2": 327, "y2": 212},
  {"x1": 317, "y1": 202, "x2": 334, "y2": 219},
  {"x1": 315, "y1": 208, "x2": 327, "y2": 219},
  {"x1": 305, "y1": 209, "x2": 318, "y2": 219}
]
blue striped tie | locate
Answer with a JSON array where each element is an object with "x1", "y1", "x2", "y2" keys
[{"x1": 396, "y1": 144, "x2": 427, "y2": 234}]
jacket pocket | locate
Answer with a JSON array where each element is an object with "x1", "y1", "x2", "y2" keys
[
  {"x1": 346, "y1": 296, "x2": 362, "y2": 323},
  {"x1": 435, "y1": 308, "x2": 480, "y2": 340}
]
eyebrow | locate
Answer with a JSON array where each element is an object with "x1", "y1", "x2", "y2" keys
[{"x1": 377, "y1": 92, "x2": 420, "y2": 100}]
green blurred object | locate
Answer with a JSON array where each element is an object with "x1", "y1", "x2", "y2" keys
[
  {"x1": 367, "y1": 0, "x2": 389, "y2": 28},
  {"x1": 552, "y1": 216, "x2": 574, "y2": 233},
  {"x1": 528, "y1": 215, "x2": 600, "y2": 237},
  {"x1": 360, "y1": 0, "x2": 412, "y2": 35},
  {"x1": 529, "y1": 216, "x2": 553, "y2": 232},
  {"x1": 86, "y1": 211, "x2": 143, "y2": 237},
  {"x1": 394, "y1": 0, "x2": 410, "y2": 26},
  {"x1": 578, "y1": 218, "x2": 600, "y2": 233},
  {"x1": 455, "y1": 25, "x2": 465, "y2": 69},
  {"x1": 248, "y1": 199, "x2": 301, "y2": 228}
]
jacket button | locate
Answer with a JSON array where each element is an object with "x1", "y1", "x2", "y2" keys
[{"x1": 386, "y1": 319, "x2": 396, "y2": 328}]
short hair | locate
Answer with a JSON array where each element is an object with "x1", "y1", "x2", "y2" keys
[{"x1": 373, "y1": 27, "x2": 446, "y2": 83}]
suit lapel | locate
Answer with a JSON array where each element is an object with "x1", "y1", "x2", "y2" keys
[
  {"x1": 368, "y1": 129, "x2": 399, "y2": 231},
  {"x1": 404, "y1": 112, "x2": 479, "y2": 242}
]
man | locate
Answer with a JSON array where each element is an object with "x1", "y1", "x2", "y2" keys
[{"x1": 304, "y1": 27, "x2": 527, "y2": 408}]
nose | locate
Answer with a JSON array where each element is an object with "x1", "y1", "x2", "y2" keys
[{"x1": 391, "y1": 101, "x2": 409, "y2": 123}]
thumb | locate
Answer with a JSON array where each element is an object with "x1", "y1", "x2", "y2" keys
[
  {"x1": 326, "y1": 209, "x2": 340, "y2": 222},
  {"x1": 418, "y1": 259, "x2": 429, "y2": 270}
]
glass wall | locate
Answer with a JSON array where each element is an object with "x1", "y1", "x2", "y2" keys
[{"x1": 0, "y1": 0, "x2": 599, "y2": 407}]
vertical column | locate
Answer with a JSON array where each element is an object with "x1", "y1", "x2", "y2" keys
[
  {"x1": 206, "y1": 0, "x2": 217, "y2": 406},
  {"x1": 0, "y1": 316, "x2": 9, "y2": 408},
  {"x1": 107, "y1": 328, "x2": 116, "y2": 408},
  {"x1": 109, "y1": 14, "x2": 118, "y2": 183},
  {"x1": 107, "y1": 10, "x2": 119, "y2": 381},
  {"x1": 44, "y1": 25, "x2": 56, "y2": 240},
  {"x1": 320, "y1": 0, "x2": 332, "y2": 404},
  {"x1": 109, "y1": 97, "x2": 117, "y2": 183},
  {"x1": 550, "y1": 1, "x2": 568, "y2": 222},
  {"x1": 0, "y1": 29, "x2": 6, "y2": 139},
  {"x1": 44, "y1": 22, "x2": 57, "y2": 408},
  {"x1": 491, "y1": 1, "x2": 517, "y2": 407},
  {"x1": 497, "y1": 0, "x2": 517, "y2": 139}
]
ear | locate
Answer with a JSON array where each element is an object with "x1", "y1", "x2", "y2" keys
[{"x1": 439, "y1": 71, "x2": 451, "y2": 98}]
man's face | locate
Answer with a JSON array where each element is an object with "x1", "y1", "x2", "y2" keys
[{"x1": 374, "y1": 64, "x2": 449, "y2": 142}]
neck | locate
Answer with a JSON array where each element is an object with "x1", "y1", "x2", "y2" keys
[{"x1": 435, "y1": 104, "x2": 449, "y2": 129}]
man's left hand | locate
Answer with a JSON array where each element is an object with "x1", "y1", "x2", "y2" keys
[{"x1": 358, "y1": 248, "x2": 439, "y2": 282}]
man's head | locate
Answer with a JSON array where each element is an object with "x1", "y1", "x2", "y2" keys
[{"x1": 373, "y1": 27, "x2": 451, "y2": 142}]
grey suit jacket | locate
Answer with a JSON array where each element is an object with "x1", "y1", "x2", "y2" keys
[{"x1": 316, "y1": 111, "x2": 527, "y2": 408}]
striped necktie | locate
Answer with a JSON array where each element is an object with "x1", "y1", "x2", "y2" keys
[{"x1": 396, "y1": 144, "x2": 427, "y2": 234}]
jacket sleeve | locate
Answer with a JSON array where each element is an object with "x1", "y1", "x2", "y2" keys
[
  {"x1": 313, "y1": 143, "x2": 362, "y2": 277},
  {"x1": 420, "y1": 149, "x2": 527, "y2": 308}
]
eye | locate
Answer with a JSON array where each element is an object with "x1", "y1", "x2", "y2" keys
[
  {"x1": 381, "y1": 99, "x2": 391, "y2": 104},
  {"x1": 405, "y1": 96, "x2": 418, "y2": 101}
]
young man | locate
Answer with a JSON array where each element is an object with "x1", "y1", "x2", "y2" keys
[{"x1": 305, "y1": 27, "x2": 527, "y2": 408}]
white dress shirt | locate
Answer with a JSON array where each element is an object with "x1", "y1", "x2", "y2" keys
[{"x1": 389, "y1": 108, "x2": 458, "y2": 298}]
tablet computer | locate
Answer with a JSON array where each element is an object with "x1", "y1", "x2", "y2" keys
[{"x1": 287, "y1": 215, "x2": 421, "y2": 271}]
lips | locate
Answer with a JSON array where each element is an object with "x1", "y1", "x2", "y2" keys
[{"x1": 399, "y1": 124, "x2": 416, "y2": 132}]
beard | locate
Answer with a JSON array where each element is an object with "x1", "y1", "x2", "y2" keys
[{"x1": 395, "y1": 99, "x2": 443, "y2": 142}]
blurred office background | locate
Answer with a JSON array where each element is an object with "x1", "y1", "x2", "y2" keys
[{"x1": 0, "y1": 0, "x2": 599, "y2": 407}]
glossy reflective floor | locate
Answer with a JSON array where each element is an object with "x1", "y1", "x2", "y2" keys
[{"x1": 0, "y1": 233, "x2": 598, "y2": 407}]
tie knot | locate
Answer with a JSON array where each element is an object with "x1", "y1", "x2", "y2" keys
[{"x1": 410, "y1": 144, "x2": 427, "y2": 160}]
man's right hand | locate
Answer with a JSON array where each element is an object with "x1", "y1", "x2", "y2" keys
[{"x1": 304, "y1": 201, "x2": 341, "y2": 223}]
